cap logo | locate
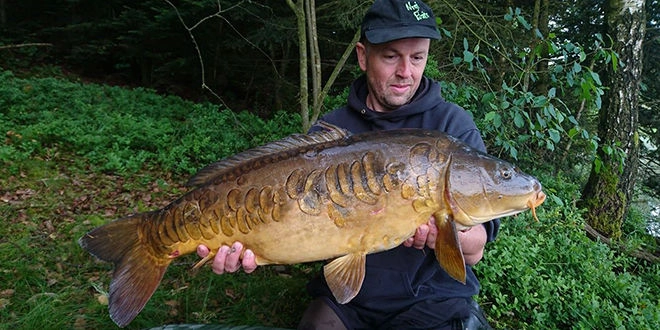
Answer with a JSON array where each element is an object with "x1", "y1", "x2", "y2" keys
[{"x1": 405, "y1": 1, "x2": 431, "y2": 21}]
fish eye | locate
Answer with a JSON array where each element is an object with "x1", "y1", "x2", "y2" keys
[{"x1": 501, "y1": 167, "x2": 513, "y2": 180}]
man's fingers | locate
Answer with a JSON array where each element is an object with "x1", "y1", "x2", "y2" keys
[
  {"x1": 203, "y1": 242, "x2": 258, "y2": 274},
  {"x1": 211, "y1": 245, "x2": 230, "y2": 274},
  {"x1": 426, "y1": 219, "x2": 438, "y2": 249},
  {"x1": 411, "y1": 224, "x2": 429, "y2": 249},
  {"x1": 242, "y1": 249, "x2": 257, "y2": 273},
  {"x1": 196, "y1": 245, "x2": 210, "y2": 258},
  {"x1": 224, "y1": 242, "x2": 243, "y2": 273},
  {"x1": 403, "y1": 237, "x2": 415, "y2": 247}
]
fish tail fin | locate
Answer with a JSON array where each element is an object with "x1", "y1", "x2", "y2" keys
[{"x1": 79, "y1": 213, "x2": 171, "y2": 327}]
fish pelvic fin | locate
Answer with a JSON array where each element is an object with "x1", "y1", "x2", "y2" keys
[
  {"x1": 433, "y1": 211, "x2": 467, "y2": 284},
  {"x1": 323, "y1": 253, "x2": 366, "y2": 304},
  {"x1": 79, "y1": 213, "x2": 171, "y2": 327}
]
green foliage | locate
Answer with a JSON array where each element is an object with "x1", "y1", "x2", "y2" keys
[
  {"x1": 446, "y1": 10, "x2": 613, "y2": 166},
  {"x1": 0, "y1": 69, "x2": 300, "y2": 176},
  {"x1": 477, "y1": 171, "x2": 660, "y2": 329}
]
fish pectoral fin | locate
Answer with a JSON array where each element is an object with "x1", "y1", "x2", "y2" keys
[
  {"x1": 323, "y1": 253, "x2": 366, "y2": 304},
  {"x1": 433, "y1": 211, "x2": 466, "y2": 284}
]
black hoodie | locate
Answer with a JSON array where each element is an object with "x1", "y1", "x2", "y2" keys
[{"x1": 307, "y1": 75, "x2": 500, "y2": 326}]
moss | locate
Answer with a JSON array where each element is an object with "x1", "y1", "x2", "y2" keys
[{"x1": 581, "y1": 163, "x2": 626, "y2": 239}]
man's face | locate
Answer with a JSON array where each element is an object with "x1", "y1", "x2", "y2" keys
[{"x1": 356, "y1": 38, "x2": 431, "y2": 112}]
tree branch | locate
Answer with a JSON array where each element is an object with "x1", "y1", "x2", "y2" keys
[
  {"x1": 584, "y1": 223, "x2": 659, "y2": 262},
  {"x1": 0, "y1": 43, "x2": 52, "y2": 50}
]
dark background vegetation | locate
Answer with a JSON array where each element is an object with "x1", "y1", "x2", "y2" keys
[
  {"x1": 0, "y1": 0, "x2": 658, "y2": 329},
  {"x1": 1, "y1": 0, "x2": 657, "y2": 190}
]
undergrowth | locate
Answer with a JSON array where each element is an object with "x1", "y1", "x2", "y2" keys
[
  {"x1": 476, "y1": 171, "x2": 660, "y2": 329},
  {"x1": 1, "y1": 69, "x2": 658, "y2": 329},
  {"x1": 0, "y1": 69, "x2": 300, "y2": 175}
]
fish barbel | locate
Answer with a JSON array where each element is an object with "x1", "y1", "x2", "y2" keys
[{"x1": 79, "y1": 122, "x2": 546, "y2": 327}]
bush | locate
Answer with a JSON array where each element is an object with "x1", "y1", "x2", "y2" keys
[{"x1": 476, "y1": 171, "x2": 660, "y2": 329}]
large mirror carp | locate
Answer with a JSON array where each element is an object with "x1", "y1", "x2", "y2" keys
[{"x1": 80, "y1": 122, "x2": 546, "y2": 327}]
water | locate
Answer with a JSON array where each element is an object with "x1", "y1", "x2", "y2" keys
[{"x1": 649, "y1": 202, "x2": 660, "y2": 237}]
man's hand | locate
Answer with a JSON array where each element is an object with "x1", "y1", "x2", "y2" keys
[
  {"x1": 403, "y1": 218, "x2": 438, "y2": 250},
  {"x1": 457, "y1": 224, "x2": 486, "y2": 265},
  {"x1": 403, "y1": 218, "x2": 487, "y2": 266},
  {"x1": 196, "y1": 242, "x2": 258, "y2": 274}
]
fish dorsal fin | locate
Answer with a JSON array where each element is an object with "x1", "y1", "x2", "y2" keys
[
  {"x1": 323, "y1": 253, "x2": 367, "y2": 304},
  {"x1": 433, "y1": 210, "x2": 466, "y2": 284},
  {"x1": 186, "y1": 121, "x2": 350, "y2": 187}
]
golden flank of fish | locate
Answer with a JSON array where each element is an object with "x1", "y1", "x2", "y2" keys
[{"x1": 79, "y1": 122, "x2": 546, "y2": 327}]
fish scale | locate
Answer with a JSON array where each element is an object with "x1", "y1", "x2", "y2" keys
[{"x1": 79, "y1": 122, "x2": 546, "y2": 327}]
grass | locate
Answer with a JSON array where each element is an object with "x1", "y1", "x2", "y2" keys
[{"x1": 1, "y1": 69, "x2": 658, "y2": 329}]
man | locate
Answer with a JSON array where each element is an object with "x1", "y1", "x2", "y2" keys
[{"x1": 197, "y1": 0, "x2": 497, "y2": 329}]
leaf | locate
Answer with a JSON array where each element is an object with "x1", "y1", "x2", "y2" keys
[
  {"x1": 504, "y1": 8, "x2": 513, "y2": 21},
  {"x1": 514, "y1": 112, "x2": 525, "y2": 128},
  {"x1": 572, "y1": 62, "x2": 582, "y2": 74},
  {"x1": 546, "y1": 140, "x2": 555, "y2": 151},
  {"x1": 481, "y1": 92, "x2": 496, "y2": 103},
  {"x1": 536, "y1": 113, "x2": 547, "y2": 128},
  {"x1": 509, "y1": 145, "x2": 518, "y2": 160},
  {"x1": 534, "y1": 28, "x2": 543, "y2": 39},
  {"x1": 441, "y1": 28, "x2": 452, "y2": 38},
  {"x1": 516, "y1": 15, "x2": 531, "y2": 30},
  {"x1": 590, "y1": 71, "x2": 602, "y2": 86},
  {"x1": 463, "y1": 50, "x2": 474, "y2": 63},
  {"x1": 533, "y1": 95, "x2": 548, "y2": 107},
  {"x1": 485, "y1": 111, "x2": 502, "y2": 128},
  {"x1": 548, "y1": 129, "x2": 561, "y2": 143},
  {"x1": 550, "y1": 194, "x2": 564, "y2": 207}
]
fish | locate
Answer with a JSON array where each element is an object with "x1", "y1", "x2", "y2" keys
[{"x1": 79, "y1": 122, "x2": 546, "y2": 327}]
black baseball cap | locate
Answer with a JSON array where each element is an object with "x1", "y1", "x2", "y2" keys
[{"x1": 361, "y1": 0, "x2": 441, "y2": 44}]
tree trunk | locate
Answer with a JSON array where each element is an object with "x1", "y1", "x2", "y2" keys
[
  {"x1": 0, "y1": 0, "x2": 6, "y2": 27},
  {"x1": 578, "y1": 0, "x2": 645, "y2": 239},
  {"x1": 286, "y1": 0, "x2": 310, "y2": 131},
  {"x1": 287, "y1": 0, "x2": 358, "y2": 132},
  {"x1": 305, "y1": 0, "x2": 322, "y2": 127},
  {"x1": 532, "y1": 0, "x2": 550, "y2": 95}
]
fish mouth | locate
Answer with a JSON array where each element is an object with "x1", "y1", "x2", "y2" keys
[
  {"x1": 454, "y1": 190, "x2": 547, "y2": 224},
  {"x1": 527, "y1": 190, "x2": 547, "y2": 221}
]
